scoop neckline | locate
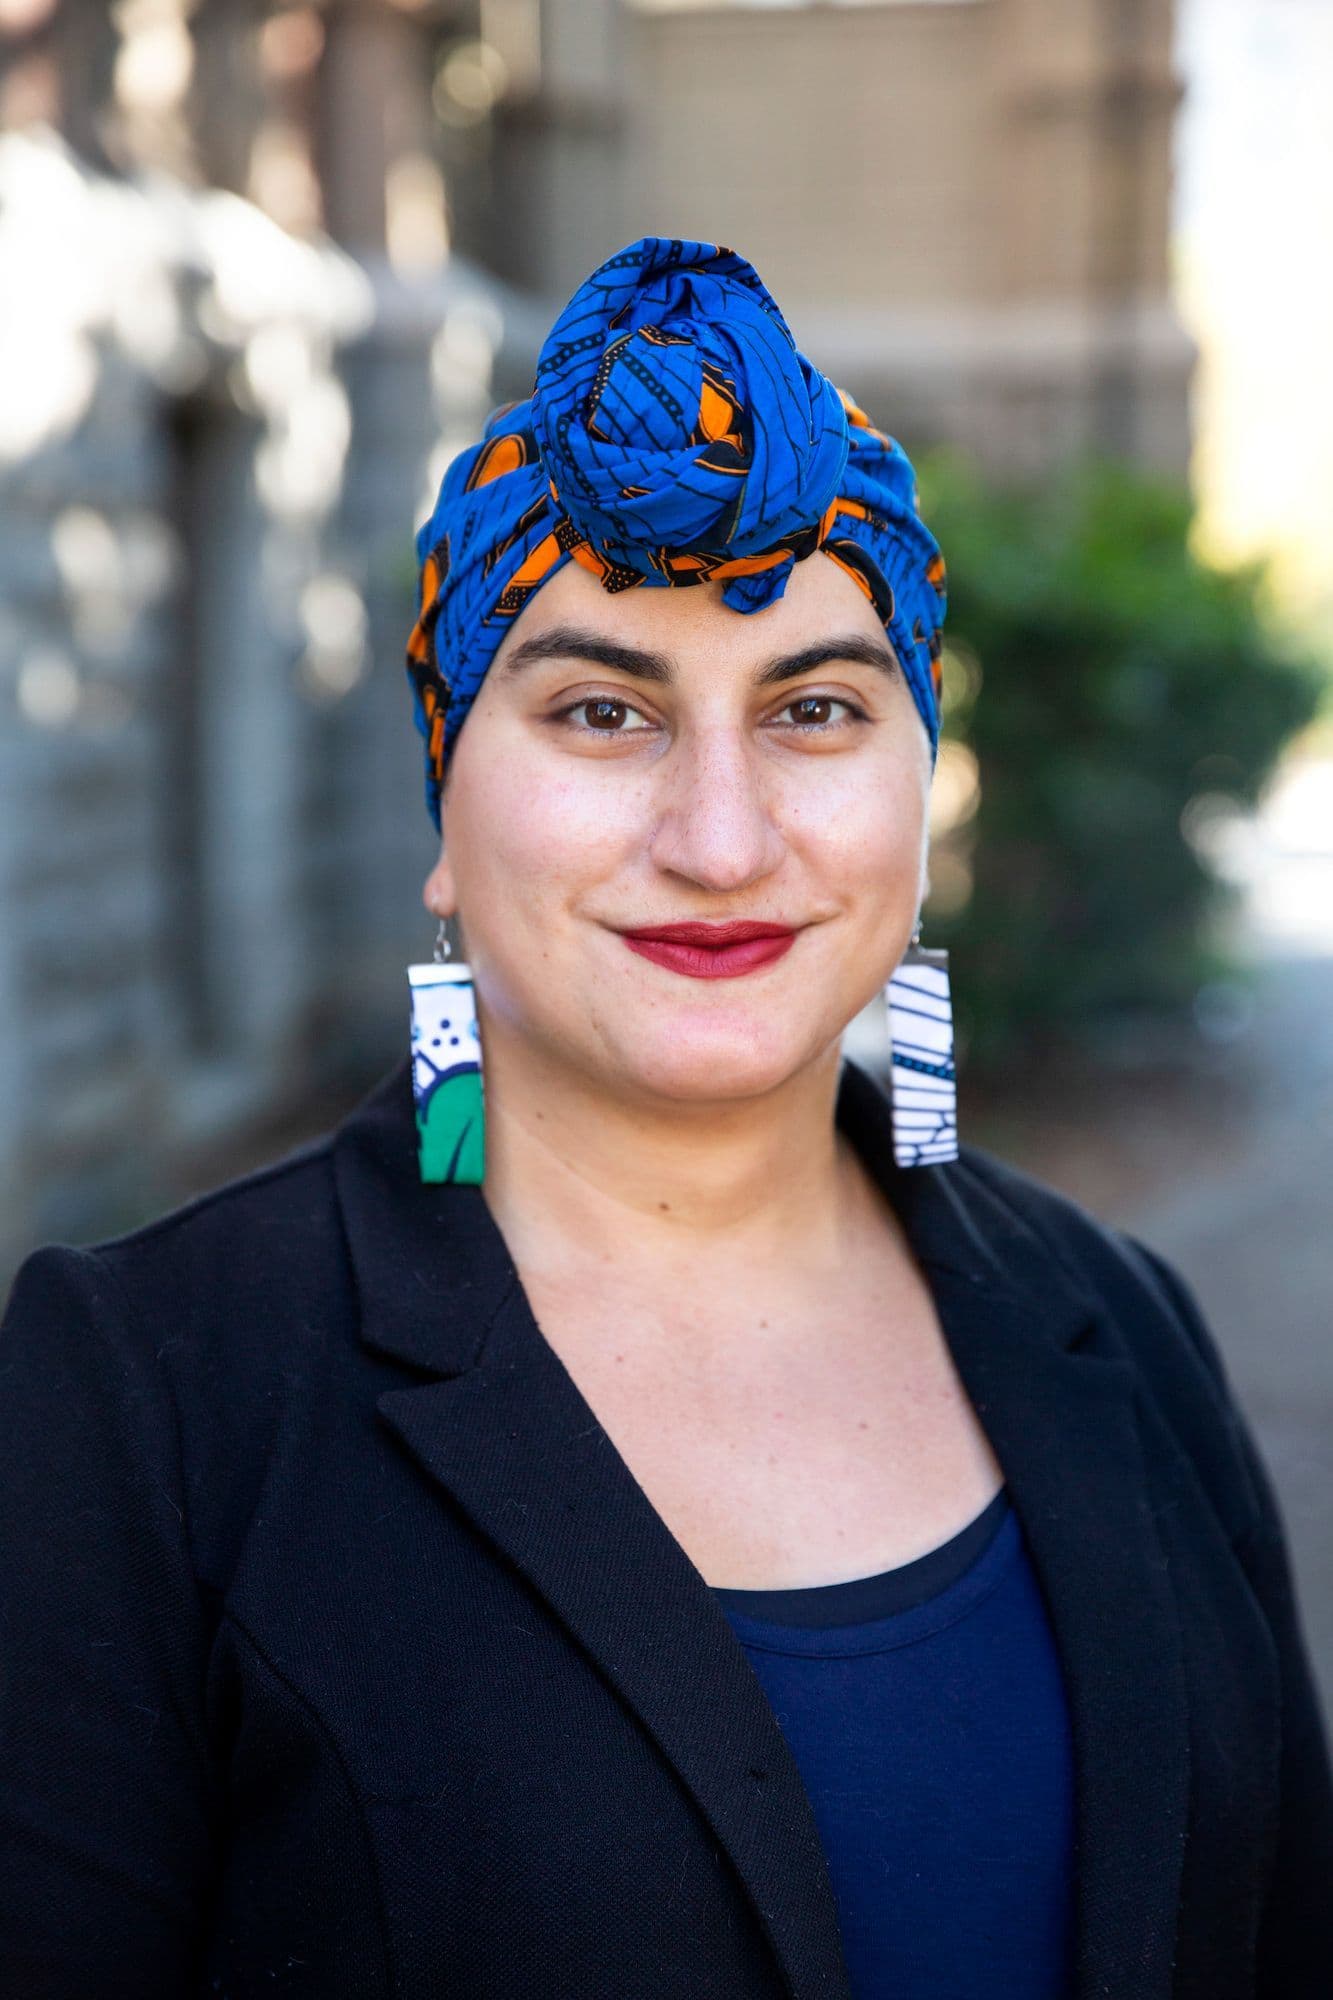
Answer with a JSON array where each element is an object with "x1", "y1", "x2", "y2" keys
[{"x1": 712, "y1": 1483, "x2": 1012, "y2": 1636}]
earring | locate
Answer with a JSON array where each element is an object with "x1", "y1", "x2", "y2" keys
[
  {"x1": 885, "y1": 924, "x2": 958, "y2": 1167},
  {"x1": 407, "y1": 918, "x2": 485, "y2": 1185}
]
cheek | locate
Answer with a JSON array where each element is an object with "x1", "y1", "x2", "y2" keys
[
  {"x1": 781, "y1": 746, "x2": 926, "y2": 898},
  {"x1": 444, "y1": 719, "x2": 644, "y2": 939}
]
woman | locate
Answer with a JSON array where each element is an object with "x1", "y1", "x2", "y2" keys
[{"x1": 2, "y1": 237, "x2": 1329, "y2": 2000}]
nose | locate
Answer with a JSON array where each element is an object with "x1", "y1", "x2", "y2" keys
[{"x1": 647, "y1": 719, "x2": 786, "y2": 895}]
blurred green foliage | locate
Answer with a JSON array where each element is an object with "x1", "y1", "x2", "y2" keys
[{"x1": 917, "y1": 454, "x2": 1329, "y2": 1073}]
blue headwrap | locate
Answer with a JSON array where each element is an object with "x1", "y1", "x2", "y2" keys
[{"x1": 407, "y1": 236, "x2": 946, "y2": 829}]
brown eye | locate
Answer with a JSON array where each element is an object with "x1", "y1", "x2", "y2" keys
[
  {"x1": 774, "y1": 693, "x2": 865, "y2": 736},
  {"x1": 564, "y1": 695, "x2": 652, "y2": 734},
  {"x1": 789, "y1": 696, "x2": 835, "y2": 727},
  {"x1": 584, "y1": 699, "x2": 629, "y2": 730}
]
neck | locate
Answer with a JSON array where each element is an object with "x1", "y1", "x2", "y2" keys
[{"x1": 478, "y1": 1026, "x2": 867, "y2": 1279}]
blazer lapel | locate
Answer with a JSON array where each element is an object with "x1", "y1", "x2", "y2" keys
[
  {"x1": 335, "y1": 1061, "x2": 852, "y2": 2000},
  {"x1": 336, "y1": 1057, "x2": 1191, "y2": 2000},
  {"x1": 838, "y1": 1064, "x2": 1191, "y2": 1999}
]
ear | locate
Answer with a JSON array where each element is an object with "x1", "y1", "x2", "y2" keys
[{"x1": 422, "y1": 844, "x2": 458, "y2": 922}]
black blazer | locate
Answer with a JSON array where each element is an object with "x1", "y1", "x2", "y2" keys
[{"x1": 1, "y1": 1057, "x2": 1329, "y2": 1999}]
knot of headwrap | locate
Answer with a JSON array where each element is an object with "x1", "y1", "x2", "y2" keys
[
  {"x1": 407, "y1": 235, "x2": 947, "y2": 831},
  {"x1": 531, "y1": 239, "x2": 849, "y2": 607}
]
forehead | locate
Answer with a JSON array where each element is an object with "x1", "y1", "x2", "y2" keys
[{"x1": 490, "y1": 549, "x2": 889, "y2": 674}]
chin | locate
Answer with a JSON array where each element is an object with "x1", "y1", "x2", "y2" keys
[{"x1": 598, "y1": 1020, "x2": 832, "y2": 1107}]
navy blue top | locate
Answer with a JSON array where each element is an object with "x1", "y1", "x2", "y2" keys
[{"x1": 714, "y1": 1489, "x2": 1076, "y2": 1999}]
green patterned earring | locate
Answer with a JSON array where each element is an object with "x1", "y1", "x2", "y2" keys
[{"x1": 408, "y1": 920, "x2": 485, "y2": 1185}]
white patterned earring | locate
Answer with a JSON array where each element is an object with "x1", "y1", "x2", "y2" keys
[
  {"x1": 407, "y1": 917, "x2": 485, "y2": 1185},
  {"x1": 885, "y1": 924, "x2": 958, "y2": 1167}
]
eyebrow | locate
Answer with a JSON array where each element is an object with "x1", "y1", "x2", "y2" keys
[{"x1": 496, "y1": 623, "x2": 901, "y2": 688}]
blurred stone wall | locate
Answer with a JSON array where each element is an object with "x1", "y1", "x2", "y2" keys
[{"x1": 0, "y1": 120, "x2": 500, "y2": 1277}]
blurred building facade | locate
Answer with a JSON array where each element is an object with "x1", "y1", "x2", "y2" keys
[
  {"x1": 0, "y1": 0, "x2": 1190, "y2": 1274},
  {"x1": 487, "y1": 0, "x2": 1191, "y2": 477}
]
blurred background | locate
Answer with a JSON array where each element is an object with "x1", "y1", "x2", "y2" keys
[{"x1": 1, "y1": 0, "x2": 1330, "y2": 1711}]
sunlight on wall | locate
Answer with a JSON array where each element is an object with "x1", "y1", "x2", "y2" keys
[
  {"x1": 0, "y1": 127, "x2": 373, "y2": 481},
  {"x1": 1175, "y1": 0, "x2": 1333, "y2": 623}
]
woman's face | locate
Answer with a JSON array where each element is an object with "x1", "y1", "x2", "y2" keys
[{"x1": 425, "y1": 551, "x2": 932, "y2": 1107}]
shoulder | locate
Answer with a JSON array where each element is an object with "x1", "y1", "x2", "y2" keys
[
  {"x1": 1, "y1": 1130, "x2": 356, "y2": 1584},
  {"x1": 951, "y1": 1139, "x2": 1267, "y2": 1545},
  {"x1": 950, "y1": 1137, "x2": 1181, "y2": 1318},
  {"x1": 6, "y1": 1125, "x2": 349, "y2": 1360},
  {"x1": 98, "y1": 1126, "x2": 346, "y2": 1316},
  {"x1": 952, "y1": 1134, "x2": 1212, "y2": 1348}
]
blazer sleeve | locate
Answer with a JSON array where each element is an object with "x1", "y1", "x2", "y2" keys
[
  {"x1": 1127, "y1": 1235, "x2": 1333, "y2": 1996},
  {"x1": 0, "y1": 1244, "x2": 217, "y2": 1996}
]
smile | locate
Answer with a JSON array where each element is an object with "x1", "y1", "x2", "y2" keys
[{"x1": 618, "y1": 920, "x2": 799, "y2": 981}]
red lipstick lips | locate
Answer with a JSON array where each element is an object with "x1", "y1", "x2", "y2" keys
[{"x1": 620, "y1": 919, "x2": 798, "y2": 980}]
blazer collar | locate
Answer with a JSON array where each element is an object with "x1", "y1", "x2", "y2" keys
[
  {"x1": 333, "y1": 1057, "x2": 1189, "y2": 2000},
  {"x1": 332, "y1": 1053, "x2": 1095, "y2": 1376}
]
